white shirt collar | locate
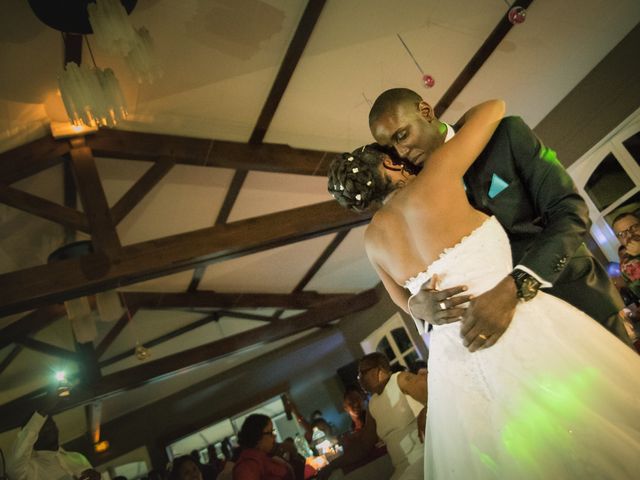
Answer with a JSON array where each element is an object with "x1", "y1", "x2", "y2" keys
[{"x1": 444, "y1": 123, "x2": 455, "y2": 142}]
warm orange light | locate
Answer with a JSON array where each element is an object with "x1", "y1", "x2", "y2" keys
[
  {"x1": 306, "y1": 455, "x2": 328, "y2": 470},
  {"x1": 94, "y1": 440, "x2": 110, "y2": 453},
  {"x1": 50, "y1": 121, "x2": 98, "y2": 139}
]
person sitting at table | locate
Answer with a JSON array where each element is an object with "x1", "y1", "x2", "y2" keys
[{"x1": 317, "y1": 353, "x2": 427, "y2": 480}]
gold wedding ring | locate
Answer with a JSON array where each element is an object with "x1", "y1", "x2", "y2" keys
[
  {"x1": 478, "y1": 334, "x2": 488, "y2": 341},
  {"x1": 438, "y1": 301, "x2": 447, "y2": 310}
]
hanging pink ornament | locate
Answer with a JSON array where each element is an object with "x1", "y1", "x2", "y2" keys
[
  {"x1": 422, "y1": 74, "x2": 435, "y2": 88},
  {"x1": 508, "y1": 6, "x2": 526, "y2": 24}
]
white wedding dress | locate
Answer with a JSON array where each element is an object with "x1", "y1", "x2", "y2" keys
[{"x1": 405, "y1": 216, "x2": 640, "y2": 479}]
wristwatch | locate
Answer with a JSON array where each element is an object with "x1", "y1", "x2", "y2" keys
[{"x1": 509, "y1": 269, "x2": 541, "y2": 302}]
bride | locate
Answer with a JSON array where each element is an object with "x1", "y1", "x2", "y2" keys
[{"x1": 328, "y1": 100, "x2": 640, "y2": 479}]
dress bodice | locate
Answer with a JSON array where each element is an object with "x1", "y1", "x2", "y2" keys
[{"x1": 404, "y1": 216, "x2": 512, "y2": 297}]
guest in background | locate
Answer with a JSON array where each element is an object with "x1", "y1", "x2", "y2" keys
[
  {"x1": 318, "y1": 353, "x2": 426, "y2": 480},
  {"x1": 6, "y1": 391, "x2": 100, "y2": 480},
  {"x1": 614, "y1": 212, "x2": 640, "y2": 299},
  {"x1": 206, "y1": 444, "x2": 226, "y2": 478},
  {"x1": 283, "y1": 395, "x2": 333, "y2": 444},
  {"x1": 409, "y1": 360, "x2": 428, "y2": 376},
  {"x1": 342, "y1": 385, "x2": 367, "y2": 434},
  {"x1": 187, "y1": 449, "x2": 216, "y2": 480},
  {"x1": 612, "y1": 213, "x2": 640, "y2": 351},
  {"x1": 146, "y1": 470, "x2": 165, "y2": 480},
  {"x1": 170, "y1": 456, "x2": 203, "y2": 480},
  {"x1": 233, "y1": 414, "x2": 294, "y2": 480}
]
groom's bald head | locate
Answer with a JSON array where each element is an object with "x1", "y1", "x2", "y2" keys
[{"x1": 369, "y1": 88, "x2": 424, "y2": 128}]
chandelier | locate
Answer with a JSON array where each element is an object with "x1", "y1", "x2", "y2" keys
[{"x1": 58, "y1": 62, "x2": 128, "y2": 128}]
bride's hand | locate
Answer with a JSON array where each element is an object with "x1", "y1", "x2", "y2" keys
[
  {"x1": 408, "y1": 274, "x2": 472, "y2": 325},
  {"x1": 460, "y1": 275, "x2": 518, "y2": 351}
]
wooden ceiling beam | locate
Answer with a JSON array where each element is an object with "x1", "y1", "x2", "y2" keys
[
  {"x1": 110, "y1": 159, "x2": 174, "y2": 225},
  {"x1": 63, "y1": 154, "x2": 79, "y2": 243},
  {"x1": 216, "y1": 310, "x2": 279, "y2": 322},
  {"x1": 0, "y1": 345, "x2": 23, "y2": 376},
  {"x1": 0, "y1": 305, "x2": 66, "y2": 350},
  {"x1": 188, "y1": 0, "x2": 327, "y2": 291},
  {"x1": 122, "y1": 291, "x2": 351, "y2": 310},
  {"x1": 188, "y1": 169, "x2": 248, "y2": 290},
  {"x1": 434, "y1": 0, "x2": 535, "y2": 117},
  {"x1": 84, "y1": 129, "x2": 335, "y2": 177},
  {"x1": 95, "y1": 309, "x2": 134, "y2": 359},
  {"x1": 272, "y1": 229, "x2": 350, "y2": 320},
  {"x1": 0, "y1": 135, "x2": 69, "y2": 185},
  {"x1": 0, "y1": 288, "x2": 378, "y2": 431},
  {"x1": 75, "y1": 341, "x2": 101, "y2": 386},
  {"x1": 17, "y1": 337, "x2": 78, "y2": 362},
  {"x1": 0, "y1": 200, "x2": 369, "y2": 316},
  {"x1": 100, "y1": 313, "x2": 219, "y2": 367},
  {"x1": 250, "y1": 0, "x2": 327, "y2": 144},
  {"x1": 0, "y1": 184, "x2": 90, "y2": 233},
  {"x1": 69, "y1": 138, "x2": 121, "y2": 256}
]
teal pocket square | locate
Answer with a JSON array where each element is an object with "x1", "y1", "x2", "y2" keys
[{"x1": 488, "y1": 174, "x2": 509, "y2": 199}]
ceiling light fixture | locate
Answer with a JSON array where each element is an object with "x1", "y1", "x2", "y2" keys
[
  {"x1": 88, "y1": 0, "x2": 162, "y2": 84},
  {"x1": 58, "y1": 62, "x2": 128, "y2": 128}
]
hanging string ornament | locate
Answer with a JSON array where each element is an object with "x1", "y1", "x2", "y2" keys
[
  {"x1": 503, "y1": 0, "x2": 527, "y2": 25},
  {"x1": 120, "y1": 295, "x2": 151, "y2": 361},
  {"x1": 508, "y1": 6, "x2": 527, "y2": 24},
  {"x1": 88, "y1": 0, "x2": 162, "y2": 83},
  {"x1": 397, "y1": 34, "x2": 435, "y2": 89},
  {"x1": 135, "y1": 340, "x2": 151, "y2": 361}
]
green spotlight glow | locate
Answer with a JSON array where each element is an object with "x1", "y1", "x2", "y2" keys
[{"x1": 501, "y1": 367, "x2": 599, "y2": 465}]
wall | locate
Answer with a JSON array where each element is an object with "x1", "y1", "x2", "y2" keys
[{"x1": 533, "y1": 24, "x2": 640, "y2": 168}]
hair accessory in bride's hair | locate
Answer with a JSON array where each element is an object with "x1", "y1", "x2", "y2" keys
[{"x1": 327, "y1": 146, "x2": 395, "y2": 212}]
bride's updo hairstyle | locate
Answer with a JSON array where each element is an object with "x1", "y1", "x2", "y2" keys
[{"x1": 328, "y1": 144, "x2": 396, "y2": 212}]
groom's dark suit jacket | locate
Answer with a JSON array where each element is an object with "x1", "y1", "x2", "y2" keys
[{"x1": 458, "y1": 116, "x2": 627, "y2": 341}]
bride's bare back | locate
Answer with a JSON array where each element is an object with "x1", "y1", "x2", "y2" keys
[{"x1": 364, "y1": 100, "x2": 505, "y2": 309}]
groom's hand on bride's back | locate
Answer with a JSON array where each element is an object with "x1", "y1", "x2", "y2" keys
[
  {"x1": 408, "y1": 274, "x2": 473, "y2": 326},
  {"x1": 460, "y1": 276, "x2": 518, "y2": 352}
]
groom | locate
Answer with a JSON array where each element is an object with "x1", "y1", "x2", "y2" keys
[{"x1": 368, "y1": 88, "x2": 630, "y2": 351}]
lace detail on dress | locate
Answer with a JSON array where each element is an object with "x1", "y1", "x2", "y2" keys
[{"x1": 404, "y1": 216, "x2": 498, "y2": 293}]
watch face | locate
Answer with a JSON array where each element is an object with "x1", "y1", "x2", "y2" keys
[{"x1": 520, "y1": 277, "x2": 539, "y2": 301}]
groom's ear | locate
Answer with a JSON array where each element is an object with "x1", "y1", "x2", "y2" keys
[{"x1": 418, "y1": 101, "x2": 434, "y2": 121}]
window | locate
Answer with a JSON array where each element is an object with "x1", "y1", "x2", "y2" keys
[
  {"x1": 360, "y1": 313, "x2": 423, "y2": 371},
  {"x1": 584, "y1": 153, "x2": 634, "y2": 211},
  {"x1": 166, "y1": 396, "x2": 304, "y2": 461},
  {"x1": 568, "y1": 107, "x2": 640, "y2": 261}
]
